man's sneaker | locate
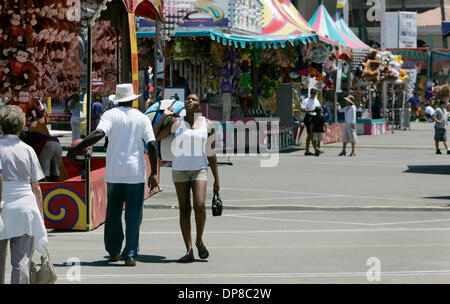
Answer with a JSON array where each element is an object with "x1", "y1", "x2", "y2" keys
[
  {"x1": 436, "y1": 150, "x2": 442, "y2": 154},
  {"x1": 125, "y1": 259, "x2": 136, "y2": 266}
]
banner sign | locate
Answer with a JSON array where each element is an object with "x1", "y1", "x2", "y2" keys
[
  {"x1": 431, "y1": 49, "x2": 450, "y2": 75},
  {"x1": 398, "y1": 12, "x2": 417, "y2": 48},
  {"x1": 137, "y1": 0, "x2": 230, "y2": 31},
  {"x1": 388, "y1": 48, "x2": 428, "y2": 71}
]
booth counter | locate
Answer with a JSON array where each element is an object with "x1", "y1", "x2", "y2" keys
[{"x1": 40, "y1": 155, "x2": 152, "y2": 231}]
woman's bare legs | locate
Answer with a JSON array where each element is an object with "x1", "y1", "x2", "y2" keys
[
  {"x1": 192, "y1": 180, "x2": 207, "y2": 247},
  {"x1": 174, "y1": 182, "x2": 194, "y2": 260}
]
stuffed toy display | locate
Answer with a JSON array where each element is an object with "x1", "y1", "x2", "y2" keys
[
  {"x1": 92, "y1": 21, "x2": 119, "y2": 96},
  {"x1": 220, "y1": 46, "x2": 238, "y2": 93},
  {"x1": 435, "y1": 84, "x2": 450, "y2": 101},
  {"x1": 0, "y1": 0, "x2": 80, "y2": 100},
  {"x1": 362, "y1": 50, "x2": 381, "y2": 83}
]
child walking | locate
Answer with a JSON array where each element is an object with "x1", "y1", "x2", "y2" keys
[{"x1": 310, "y1": 107, "x2": 327, "y2": 156}]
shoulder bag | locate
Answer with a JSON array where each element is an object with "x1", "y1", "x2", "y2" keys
[{"x1": 30, "y1": 249, "x2": 57, "y2": 284}]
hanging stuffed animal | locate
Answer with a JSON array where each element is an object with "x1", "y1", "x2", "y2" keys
[
  {"x1": 4, "y1": 11, "x2": 24, "y2": 55},
  {"x1": 239, "y1": 49, "x2": 252, "y2": 95},
  {"x1": 362, "y1": 50, "x2": 381, "y2": 83}
]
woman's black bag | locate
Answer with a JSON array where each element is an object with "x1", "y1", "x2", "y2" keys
[{"x1": 212, "y1": 192, "x2": 223, "y2": 216}]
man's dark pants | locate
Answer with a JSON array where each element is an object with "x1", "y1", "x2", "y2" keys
[{"x1": 105, "y1": 183, "x2": 145, "y2": 260}]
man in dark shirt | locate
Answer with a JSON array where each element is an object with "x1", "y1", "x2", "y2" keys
[
  {"x1": 20, "y1": 131, "x2": 62, "y2": 181},
  {"x1": 310, "y1": 107, "x2": 327, "y2": 156}
]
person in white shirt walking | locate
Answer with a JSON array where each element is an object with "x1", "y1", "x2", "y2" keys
[
  {"x1": 0, "y1": 105, "x2": 48, "y2": 284},
  {"x1": 301, "y1": 88, "x2": 321, "y2": 155},
  {"x1": 338, "y1": 95, "x2": 357, "y2": 157},
  {"x1": 67, "y1": 84, "x2": 159, "y2": 267},
  {"x1": 431, "y1": 100, "x2": 449, "y2": 154},
  {"x1": 153, "y1": 93, "x2": 220, "y2": 263}
]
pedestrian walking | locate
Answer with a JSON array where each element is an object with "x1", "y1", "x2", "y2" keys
[
  {"x1": 67, "y1": 84, "x2": 159, "y2": 267},
  {"x1": 0, "y1": 105, "x2": 48, "y2": 284},
  {"x1": 338, "y1": 95, "x2": 357, "y2": 157},
  {"x1": 153, "y1": 93, "x2": 220, "y2": 263},
  {"x1": 310, "y1": 107, "x2": 327, "y2": 156},
  {"x1": 91, "y1": 95, "x2": 103, "y2": 131},
  {"x1": 301, "y1": 88, "x2": 321, "y2": 155},
  {"x1": 431, "y1": 100, "x2": 449, "y2": 154}
]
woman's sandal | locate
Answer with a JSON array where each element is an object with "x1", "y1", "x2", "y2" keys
[
  {"x1": 177, "y1": 253, "x2": 195, "y2": 263},
  {"x1": 196, "y1": 243, "x2": 209, "y2": 260}
]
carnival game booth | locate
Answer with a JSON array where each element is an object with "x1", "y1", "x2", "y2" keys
[
  {"x1": 137, "y1": 0, "x2": 348, "y2": 151},
  {"x1": 0, "y1": 0, "x2": 167, "y2": 231}
]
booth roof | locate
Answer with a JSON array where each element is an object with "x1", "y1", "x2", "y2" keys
[
  {"x1": 136, "y1": 0, "x2": 320, "y2": 48},
  {"x1": 333, "y1": 11, "x2": 371, "y2": 50},
  {"x1": 309, "y1": 4, "x2": 361, "y2": 49}
]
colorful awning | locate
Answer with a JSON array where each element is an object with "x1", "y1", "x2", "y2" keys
[
  {"x1": 309, "y1": 4, "x2": 361, "y2": 49},
  {"x1": 136, "y1": 0, "x2": 325, "y2": 48},
  {"x1": 123, "y1": 0, "x2": 163, "y2": 20},
  {"x1": 333, "y1": 11, "x2": 371, "y2": 49}
]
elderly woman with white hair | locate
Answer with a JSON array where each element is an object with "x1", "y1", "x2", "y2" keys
[{"x1": 0, "y1": 105, "x2": 48, "y2": 284}]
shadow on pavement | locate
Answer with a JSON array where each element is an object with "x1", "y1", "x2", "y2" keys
[
  {"x1": 423, "y1": 196, "x2": 450, "y2": 200},
  {"x1": 404, "y1": 165, "x2": 450, "y2": 175}
]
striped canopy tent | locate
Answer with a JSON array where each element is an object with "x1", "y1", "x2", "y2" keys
[
  {"x1": 210, "y1": 0, "x2": 318, "y2": 49},
  {"x1": 136, "y1": 0, "x2": 320, "y2": 49},
  {"x1": 333, "y1": 11, "x2": 371, "y2": 49},
  {"x1": 122, "y1": 0, "x2": 163, "y2": 20},
  {"x1": 309, "y1": 4, "x2": 361, "y2": 49},
  {"x1": 265, "y1": 0, "x2": 338, "y2": 46}
]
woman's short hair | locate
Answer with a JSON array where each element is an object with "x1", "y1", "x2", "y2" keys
[{"x1": 0, "y1": 105, "x2": 26, "y2": 135}]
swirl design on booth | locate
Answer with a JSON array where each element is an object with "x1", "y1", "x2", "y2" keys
[{"x1": 43, "y1": 186, "x2": 86, "y2": 230}]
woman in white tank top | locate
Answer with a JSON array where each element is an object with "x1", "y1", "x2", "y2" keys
[{"x1": 153, "y1": 94, "x2": 220, "y2": 262}]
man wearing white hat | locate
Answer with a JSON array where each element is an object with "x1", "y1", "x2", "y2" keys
[
  {"x1": 67, "y1": 84, "x2": 158, "y2": 267},
  {"x1": 337, "y1": 95, "x2": 357, "y2": 157}
]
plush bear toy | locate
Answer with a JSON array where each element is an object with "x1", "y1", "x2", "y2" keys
[{"x1": 435, "y1": 84, "x2": 450, "y2": 101}]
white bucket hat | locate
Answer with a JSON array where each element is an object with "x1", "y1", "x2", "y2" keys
[{"x1": 108, "y1": 83, "x2": 141, "y2": 103}]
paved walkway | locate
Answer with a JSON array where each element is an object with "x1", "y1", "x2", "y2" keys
[{"x1": 1, "y1": 122, "x2": 448, "y2": 284}]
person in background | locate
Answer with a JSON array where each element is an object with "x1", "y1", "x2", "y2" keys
[
  {"x1": 0, "y1": 105, "x2": 48, "y2": 284},
  {"x1": 66, "y1": 94, "x2": 81, "y2": 142},
  {"x1": 431, "y1": 100, "x2": 449, "y2": 154},
  {"x1": 67, "y1": 84, "x2": 158, "y2": 267},
  {"x1": 153, "y1": 93, "x2": 220, "y2": 263},
  {"x1": 338, "y1": 95, "x2": 357, "y2": 157},
  {"x1": 310, "y1": 107, "x2": 327, "y2": 156},
  {"x1": 92, "y1": 95, "x2": 103, "y2": 131},
  {"x1": 19, "y1": 131, "x2": 62, "y2": 182},
  {"x1": 301, "y1": 88, "x2": 321, "y2": 156}
]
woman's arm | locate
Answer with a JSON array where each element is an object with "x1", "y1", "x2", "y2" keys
[
  {"x1": 30, "y1": 181, "x2": 43, "y2": 217},
  {"x1": 206, "y1": 121, "x2": 219, "y2": 193},
  {"x1": 153, "y1": 109, "x2": 178, "y2": 140}
]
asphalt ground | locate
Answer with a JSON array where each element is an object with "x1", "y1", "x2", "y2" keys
[{"x1": 3, "y1": 122, "x2": 450, "y2": 284}]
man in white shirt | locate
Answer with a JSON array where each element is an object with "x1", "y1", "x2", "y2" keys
[
  {"x1": 431, "y1": 100, "x2": 449, "y2": 154},
  {"x1": 301, "y1": 88, "x2": 321, "y2": 155},
  {"x1": 67, "y1": 84, "x2": 158, "y2": 267},
  {"x1": 337, "y1": 95, "x2": 357, "y2": 157}
]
